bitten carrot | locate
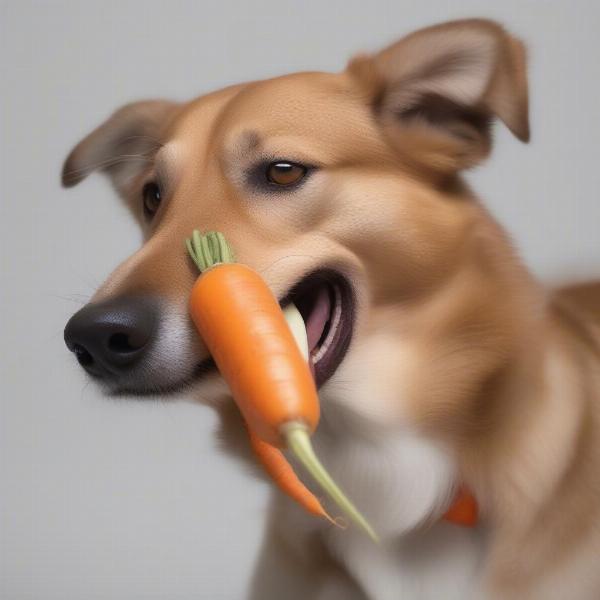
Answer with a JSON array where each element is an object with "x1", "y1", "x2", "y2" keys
[{"x1": 186, "y1": 230, "x2": 378, "y2": 542}]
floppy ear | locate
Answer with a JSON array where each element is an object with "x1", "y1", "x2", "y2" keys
[
  {"x1": 348, "y1": 19, "x2": 529, "y2": 173},
  {"x1": 61, "y1": 100, "x2": 179, "y2": 190}
]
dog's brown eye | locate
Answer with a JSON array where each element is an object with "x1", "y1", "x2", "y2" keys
[
  {"x1": 142, "y1": 182, "x2": 161, "y2": 219},
  {"x1": 266, "y1": 162, "x2": 307, "y2": 187}
]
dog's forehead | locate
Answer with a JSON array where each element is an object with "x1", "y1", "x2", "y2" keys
[
  {"x1": 222, "y1": 72, "x2": 372, "y2": 141},
  {"x1": 169, "y1": 70, "x2": 383, "y2": 163}
]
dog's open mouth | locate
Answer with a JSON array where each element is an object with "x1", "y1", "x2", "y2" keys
[
  {"x1": 107, "y1": 269, "x2": 355, "y2": 396},
  {"x1": 280, "y1": 269, "x2": 355, "y2": 388}
]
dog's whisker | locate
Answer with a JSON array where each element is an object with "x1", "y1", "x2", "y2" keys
[
  {"x1": 79, "y1": 379, "x2": 93, "y2": 402},
  {"x1": 45, "y1": 292, "x2": 90, "y2": 306},
  {"x1": 118, "y1": 134, "x2": 164, "y2": 146},
  {"x1": 65, "y1": 269, "x2": 104, "y2": 293},
  {"x1": 63, "y1": 153, "x2": 155, "y2": 179}
]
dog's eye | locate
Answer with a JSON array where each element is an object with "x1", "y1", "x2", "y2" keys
[
  {"x1": 266, "y1": 162, "x2": 307, "y2": 187},
  {"x1": 142, "y1": 182, "x2": 161, "y2": 219}
]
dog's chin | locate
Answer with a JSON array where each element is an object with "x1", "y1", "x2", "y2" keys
[
  {"x1": 102, "y1": 268, "x2": 356, "y2": 399},
  {"x1": 102, "y1": 358, "x2": 219, "y2": 399}
]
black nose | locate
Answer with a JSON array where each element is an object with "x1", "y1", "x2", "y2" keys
[{"x1": 64, "y1": 296, "x2": 158, "y2": 377}]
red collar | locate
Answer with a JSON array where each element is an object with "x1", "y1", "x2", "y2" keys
[{"x1": 442, "y1": 486, "x2": 478, "y2": 527}]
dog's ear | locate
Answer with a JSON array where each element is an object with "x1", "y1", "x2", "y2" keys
[
  {"x1": 347, "y1": 19, "x2": 529, "y2": 173},
  {"x1": 61, "y1": 100, "x2": 179, "y2": 189}
]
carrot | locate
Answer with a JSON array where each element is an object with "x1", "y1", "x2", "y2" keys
[
  {"x1": 246, "y1": 424, "x2": 336, "y2": 523},
  {"x1": 443, "y1": 486, "x2": 478, "y2": 527},
  {"x1": 186, "y1": 230, "x2": 378, "y2": 542},
  {"x1": 187, "y1": 257, "x2": 319, "y2": 447}
]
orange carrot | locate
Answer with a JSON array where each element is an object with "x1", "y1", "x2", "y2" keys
[
  {"x1": 246, "y1": 425, "x2": 335, "y2": 523},
  {"x1": 188, "y1": 259, "x2": 319, "y2": 447},
  {"x1": 186, "y1": 230, "x2": 378, "y2": 541},
  {"x1": 443, "y1": 486, "x2": 479, "y2": 527}
]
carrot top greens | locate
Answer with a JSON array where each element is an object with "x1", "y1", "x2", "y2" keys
[{"x1": 186, "y1": 230, "x2": 235, "y2": 272}]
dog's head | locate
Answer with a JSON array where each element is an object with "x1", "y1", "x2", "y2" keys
[{"x1": 63, "y1": 19, "x2": 531, "y2": 434}]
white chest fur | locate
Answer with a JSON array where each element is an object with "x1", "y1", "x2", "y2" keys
[
  {"x1": 328, "y1": 520, "x2": 486, "y2": 600},
  {"x1": 310, "y1": 424, "x2": 486, "y2": 599}
]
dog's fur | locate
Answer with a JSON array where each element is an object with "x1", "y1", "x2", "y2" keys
[{"x1": 62, "y1": 19, "x2": 600, "y2": 599}]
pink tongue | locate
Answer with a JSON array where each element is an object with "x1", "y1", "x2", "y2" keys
[{"x1": 305, "y1": 286, "x2": 331, "y2": 353}]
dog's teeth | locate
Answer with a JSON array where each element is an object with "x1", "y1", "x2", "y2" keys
[{"x1": 312, "y1": 286, "x2": 342, "y2": 364}]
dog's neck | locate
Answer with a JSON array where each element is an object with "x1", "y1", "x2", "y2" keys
[
  {"x1": 458, "y1": 296, "x2": 599, "y2": 587},
  {"x1": 316, "y1": 255, "x2": 596, "y2": 545},
  {"x1": 466, "y1": 310, "x2": 587, "y2": 508}
]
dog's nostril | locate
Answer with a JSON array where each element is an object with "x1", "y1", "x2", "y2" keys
[
  {"x1": 73, "y1": 343, "x2": 94, "y2": 367},
  {"x1": 107, "y1": 332, "x2": 144, "y2": 354}
]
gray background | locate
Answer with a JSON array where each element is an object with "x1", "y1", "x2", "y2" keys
[{"x1": 1, "y1": 1, "x2": 599, "y2": 598}]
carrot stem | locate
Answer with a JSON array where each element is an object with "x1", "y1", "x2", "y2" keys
[
  {"x1": 187, "y1": 230, "x2": 235, "y2": 271},
  {"x1": 283, "y1": 421, "x2": 379, "y2": 543}
]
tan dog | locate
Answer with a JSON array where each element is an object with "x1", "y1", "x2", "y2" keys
[{"x1": 62, "y1": 19, "x2": 600, "y2": 600}]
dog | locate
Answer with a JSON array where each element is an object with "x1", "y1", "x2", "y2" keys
[{"x1": 62, "y1": 19, "x2": 600, "y2": 599}]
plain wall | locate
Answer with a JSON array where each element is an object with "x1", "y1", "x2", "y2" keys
[{"x1": 1, "y1": 1, "x2": 599, "y2": 598}]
